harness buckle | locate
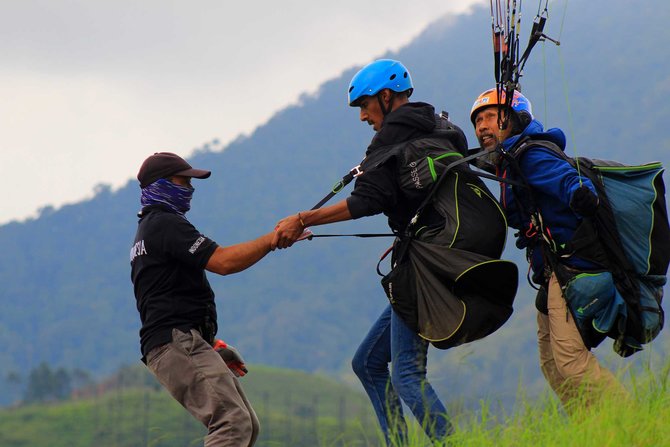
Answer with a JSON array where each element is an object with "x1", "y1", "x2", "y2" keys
[{"x1": 350, "y1": 165, "x2": 364, "y2": 177}]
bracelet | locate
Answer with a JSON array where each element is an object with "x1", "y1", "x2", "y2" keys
[{"x1": 297, "y1": 212, "x2": 305, "y2": 227}]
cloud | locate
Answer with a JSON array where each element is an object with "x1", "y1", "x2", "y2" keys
[{"x1": 0, "y1": 0, "x2": 484, "y2": 224}]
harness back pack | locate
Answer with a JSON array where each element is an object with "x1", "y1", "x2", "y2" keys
[
  {"x1": 374, "y1": 114, "x2": 518, "y2": 349},
  {"x1": 503, "y1": 138, "x2": 669, "y2": 357}
]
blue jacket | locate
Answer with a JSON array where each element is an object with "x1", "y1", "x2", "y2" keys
[{"x1": 499, "y1": 119, "x2": 598, "y2": 276}]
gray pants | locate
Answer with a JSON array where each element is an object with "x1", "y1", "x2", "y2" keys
[{"x1": 146, "y1": 328, "x2": 260, "y2": 447}]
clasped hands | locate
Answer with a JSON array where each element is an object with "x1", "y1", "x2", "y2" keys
[{"x1": 272, "y1": 214, "x2": 312, "y2": 249}]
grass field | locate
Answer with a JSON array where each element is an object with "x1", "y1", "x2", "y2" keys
[
  {"x1": 1, "y1": 362, "x2": 668, "y2": 446},
  {"x1": 402, "y1": 362, "x2": 670, "y2": 447}
]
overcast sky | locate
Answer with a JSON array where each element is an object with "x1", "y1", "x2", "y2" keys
[{"x1": 0, "y1": 0, "x2": 485, "y2": 225}]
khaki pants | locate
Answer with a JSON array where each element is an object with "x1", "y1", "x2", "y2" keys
[
  {"x1": 146, "y1": 328, "x2": 260, "y2": 447},
  {"x1": 537, "y1": 274, "x2": 627, "y2": 410}
]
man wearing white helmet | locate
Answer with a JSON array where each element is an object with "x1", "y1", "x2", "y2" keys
[{"x1": 470, "y1": 88, "x2": 627, "y2": 410}]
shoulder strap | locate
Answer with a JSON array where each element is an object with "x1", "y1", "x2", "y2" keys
[
  {"x1": 310, "y1": 164, "x2": 363, "y2": 210},
  {"x1": 512, "y1": 136, "x2": 565, "y2": 160},
  {"x1": 499, "y1": 139, "x2": 564, "y2": 255},
  {"x1": 434, "y1": 111, "x2": 468, "y2": 156},
  {"x1": 404, "y1": 150, "x2": 494, "y2": 234},
  {"x1": 310, "y1": 143, "x2": 406, "y2": 210}
]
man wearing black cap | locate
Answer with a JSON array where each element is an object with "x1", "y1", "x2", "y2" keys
[{"x1": 131, "y1": 152, "x2": 275, "y2": 447}]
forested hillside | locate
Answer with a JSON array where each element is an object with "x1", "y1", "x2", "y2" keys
[{"x1": 1, "y1": 0, "x2": 668, "y2": 406}]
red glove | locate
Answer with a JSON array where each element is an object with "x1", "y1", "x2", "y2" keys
[{"x1": 213, "y1": 339, "x2": 248, "y2": 377}]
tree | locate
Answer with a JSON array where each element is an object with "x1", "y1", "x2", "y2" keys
[{"x1": 23, "y1": 362, "x2": 72, "y2": 403}]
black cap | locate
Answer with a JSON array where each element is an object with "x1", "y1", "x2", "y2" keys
[{"x1": 137, "y1": 152, "x2": 211, "y2": 188}]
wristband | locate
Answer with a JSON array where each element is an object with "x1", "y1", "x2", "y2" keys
[{"x1": 297, "y1": 212, "x2": 305, "y2": 227}]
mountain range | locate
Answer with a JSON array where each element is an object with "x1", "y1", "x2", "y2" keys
[{"x1": 1, "y1": 0, "x2": 668, "y2": 406}]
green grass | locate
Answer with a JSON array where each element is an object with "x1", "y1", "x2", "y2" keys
[
  {"x1": 0, "y1": 364, "x2": 379, "y2": 447},
  {"x1": 1, "y1": 363, "x2": 669, "y2": 447},
  {"x1": 396, "y1": 362, "x2": 670, "y2": 447}
]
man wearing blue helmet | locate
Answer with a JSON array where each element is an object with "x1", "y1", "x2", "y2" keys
[
  {"x1": 470, "y1": 88, "x2": 627, "y2": 410},
  {"x1": 273, "y1": 59, "x2": 468, "y2": 444},
  {"x1": 347, "y1": 59, "x2": 415, "y2": 130}
]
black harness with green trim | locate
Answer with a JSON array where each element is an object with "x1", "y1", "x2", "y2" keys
[{"x1": 308, "y1": 113, "x2": 519, "y2": 349}]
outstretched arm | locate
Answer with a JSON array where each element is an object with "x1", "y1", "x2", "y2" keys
[
  {"x1": 272, "y1": 199, "x2": 352, "y2": 249},
  {"x1": 206, "y1": 232, "x2": 275, "y2": 276}
]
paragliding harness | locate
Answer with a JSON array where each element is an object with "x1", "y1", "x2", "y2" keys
[
  {"x1": 500, "y1": 137, "x2": 669, "y2": 357},
  {"x1": 369, "y1": 116, "x2": 518, "y2": 350},
  {"x1": 309, "y1": 113, "x2": 519, "y2": 349}
]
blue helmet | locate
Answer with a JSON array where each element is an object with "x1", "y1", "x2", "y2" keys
[{"x1": 348, "y1": 59, "x2": 414, "y2": 107}]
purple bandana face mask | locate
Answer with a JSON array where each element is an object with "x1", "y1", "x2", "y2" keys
[{"x1": 140, "y1": 178, "x2": 194, "y2": 215}]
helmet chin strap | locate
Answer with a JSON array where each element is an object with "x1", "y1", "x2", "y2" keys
[{"x1": 376, "y1": 91, "x2": 395, "y2": 116}]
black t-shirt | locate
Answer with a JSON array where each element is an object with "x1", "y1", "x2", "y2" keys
[{"x1": 130, "y1": 205, "x2": 218, "y2": 357}]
